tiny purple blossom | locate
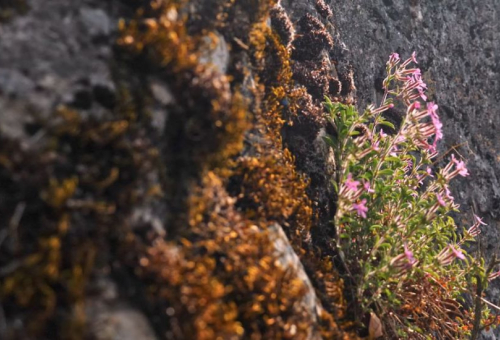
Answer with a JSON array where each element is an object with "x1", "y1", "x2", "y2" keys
[
  {"x1": 390, "y1": 145, "x2": 398, "y2": 157},
  {"x1": 352, "y1": 199, "x2": 368, "y2": 218},
  {"x1": 488, "y1": 270, "x2": 500, "y2": 281},
  {"x1": 380, "y1": 129, "x2": 387, "y2": 138},
  {"x1": 427, "y1": 102, "x2": 442, "y2": 141},
  {"x1": 413, "y1": 101, "x2": 421, "y2": 110},
  {"x1": 426, "y1": 167, "x2": 434, "y2": 177},
  {"x1": 454, "y1": 159, "x2": 469, "y2": 177},
  {"x1": 474, "y1": 214, "x2": 487, "y2": 226},
  {"x1": 450, "y1": 245, "x2": 466, "y2": 260},
  {"x1": 363, "y1": 181, "x2": 375, "y2": 193},
  {"x1": 404, "y1": 244, "x2": 416, "y2": 265},
  {"x1": 436, "y1": 193, "x2": 446, "y2": 207},
  {"x1": 411, "y1": 51, "x2": 418, "y2": 64},
  {"x1": 418, "y1": 88, "x2": 427, "y2": 101},
  {"x1": 345, "y1": 173, "x2": 360, "y2": 191},
  {"x1": 389, "y1": 53, "x2": 400, "y2": 63},
  {"x1": 395, "y1": 135, "x2": 406, "y2": 144}
]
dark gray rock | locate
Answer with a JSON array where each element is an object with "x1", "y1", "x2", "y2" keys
[
  {"x1": 0, "y1": 0, "x2": 116, "y2": 140},
  {"x1": 79, "y1": 8, "x2": 111, "y2": 38}
]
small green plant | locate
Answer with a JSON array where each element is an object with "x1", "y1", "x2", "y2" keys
[{"x1": 324, "y1": 53, "x2": 500, "y2": 338}]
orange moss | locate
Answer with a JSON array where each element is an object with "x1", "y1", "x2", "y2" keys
[
  {"x1": 127, "y1": 171, "x2": 317, "y2": 339},
  {"x1": 117, "y1": 4, "x2": 248, "y2": 169},
  {"x1": 1, "y1": 1, "x2": 355, "y2": 339},
  {"x1": 243, "y1": 9, "x2": 355, "y2": 338},
  {"x1": 0, "y1": 95, "x2": 159, "y2": 338},
  {"x1": 231, "y1": 152, "x2": 312, "y2": 240}
]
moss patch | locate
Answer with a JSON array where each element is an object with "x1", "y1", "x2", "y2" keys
[{"x1": 1, "y1": 0, "x2": 357, "y2": 338}]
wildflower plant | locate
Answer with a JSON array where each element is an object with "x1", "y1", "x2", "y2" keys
[{"x1": 324, "y1": 53, "x2": 498, "y2": 338}]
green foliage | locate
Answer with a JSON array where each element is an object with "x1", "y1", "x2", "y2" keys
[{"x1": 324, "y1": 53, "x2": 494, "y2": 338}]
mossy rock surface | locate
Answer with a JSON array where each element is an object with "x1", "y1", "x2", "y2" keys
[{"x1": 0, "y1": 0, "x2": 359, "y2": 339}]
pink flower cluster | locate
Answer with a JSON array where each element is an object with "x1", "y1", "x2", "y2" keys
[
  {"x1": 390, "y1": 243, "x2": 418, "y2": 274},
  {"x1": 436, "y1": 244, "x2": 466, "y2": 266},
  {"x1": 425, "y1": 184, "x2": 457, "y2": 220},
  {"x1": 441, "y1": 154, "x2": 470, "y2": 180},
  {"x1": 339, "y1": 174, "x2": 375, "y2": 219},
  {"x1": 385, "y1": 52, "x2": 446, "y2": 155},
  {"x1": 466, "y1": 214, "x2": 487, "y2": 237}
]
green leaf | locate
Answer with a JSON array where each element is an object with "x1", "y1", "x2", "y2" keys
[
  {"x1": 385, "y1": 156, "x2": 401, "y2": 163},
  {"x1": 322, "y1": 135, "x2": 337, "y2": 148},
  {"x1": 379, "y1": 243, "x2": 392, "y2": 250},
  {"x1": 378, "y1": 169, "x2": 394, "y2": 177},
  {"x1": 378, "y1": 120, "x2": 395, "y2": 129},
  {"x1": 331, "y1": 179, "x2": 339, "y2": 193}
]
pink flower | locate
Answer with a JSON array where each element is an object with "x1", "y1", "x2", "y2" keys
[
  {"x1": 467, "y1": 224, "x2": 481, "y2": 237},
  {"x1": 363, "y1": 181, "x2": 375, "y2": 193},
  {"x1": 488, "y1": 270, "x2": 500, "y2": 281},
  {"x1": 453, "y1": 157, "x2": 469, "y2": 177},
  {"x1": 372, "y1": 140, "x2": 380, "y2": 151},
  {"x1": 427, "y1": 102, "x2": 442, "y2": 141},
  {"x1": 467, "y1": 214, "x2": 486, "y2": 237},
  {"x1": 389, "y1": 53, "x2": 400, "y2": 63},
  {"x1": 406, "y1": 71, "x2": 426, "y2": 90},
  {"x1": 352, "y1": 199, "x2": 368, "y2": 218},
  {"x1": 474, "y1": 214, "x2": 487, "y2": 226},
  {"x1": 404, "y1": 243, "x2": 416, "y2": 265},
  {"x1": 437, "y1": 244, "x2": 466, "y2": 265},
  {"x1": 427, "y1": 101, "x2": 438, "y2": 115},
  {"x1": 345, "y1": 173, "x2": 360, "y2": 191},
  {"x1": 390, "y1": 145, "x2": 398, "y2": 157},
  {"x1": 413, "y1": 101, "x2": 421, "y2": 110},
  {"x1": 390, "y1": 244, "x2": 417, "y2": 273},
  {"x1": 411, "y1": 51, "x2": 418, "y2": 64},
  {"x1": 436, "y1": 193, "x2": 446, "y2": 207},
  {"x1": 380, "y1": 129, "x2": 387, "y2": 138},
  {"x1": 444, "y1": 154, "x2": 469, "y2": 179},
  {"x1": 403, "y1": 159, "x2": 413, "y2": 173},
  {"x1": 426, "y1": 167, "x2": 434, "y2": 177},
  {"x1": 418, "y1": 88, "x2": 427, "y2": 101},
  {"x1": 450, "y1": 245, "x2": 465, "y2": 260},
  {"x1": 395, "y1": 135, "x2": 406, "y2": 144}
]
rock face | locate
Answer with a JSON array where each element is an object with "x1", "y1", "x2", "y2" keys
[{"x1": 0, "y1": 0, "x2": 118, "y2": 139}]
